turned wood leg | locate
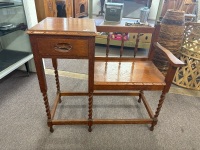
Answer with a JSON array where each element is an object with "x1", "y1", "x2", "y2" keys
[
  {"x1": 120, "y1": 33, "x2": 125, "y2": 57},
  {"x1": 106, "y1": 33, "x2": 110, "y2": 57},
  {"x1": 52, "y1": 58, "x2": 61, "y2": 103},
  {"x1": 134, "y1": 33, "x2": 140, "y2": 57},
  {"x1": 42, "y1": 91, "x2": 54, "y2": 132},
  {"x1": 150, "y1": 92, "x2": 166, "y2": 131},
  {"x1": 88, "y1": 93, "x2": 93, "y2": 132},
  {"x1": 138, "y1": 90, "x2": 143, "y2": 103}
]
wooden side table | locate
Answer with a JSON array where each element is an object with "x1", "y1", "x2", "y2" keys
[{"x1": 27, "y1": 17, "x2": 96, "y2": 132}]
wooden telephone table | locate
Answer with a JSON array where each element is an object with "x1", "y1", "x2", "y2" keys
[{"x1": 27, "y1": 17, "x2": 184, "y2": 132}]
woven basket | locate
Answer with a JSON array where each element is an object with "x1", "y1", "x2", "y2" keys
[
  {"x1": 153, "y1": 9, "x2": 185, "y2": 73},
  {"x1": 173, "y1": 22, "x2": 200, "y2": 90}
]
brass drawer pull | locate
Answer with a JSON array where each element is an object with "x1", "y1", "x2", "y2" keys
[{"x1": 54, "y1": 43, "x2": 72, "y2": 52}]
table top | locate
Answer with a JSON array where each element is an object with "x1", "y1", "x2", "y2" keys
[
  {"x1": 27, "y1": 17, "x2": 155, "y2": 36},
  {"x1": 27, "y1": 17, "x2": 97, "y2": 36}
]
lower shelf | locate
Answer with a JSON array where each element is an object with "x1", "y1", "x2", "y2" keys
[
  {"x1": 95, "y1": 37, "x2": 151, "y2": 49},
  {"x1": 0, "y1": 49, "x2": 33, "y2": 79}
]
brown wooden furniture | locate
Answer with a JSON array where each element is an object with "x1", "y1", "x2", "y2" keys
[
  {"x1": 34, "y1": 0, "x2": 57, "y2": 22},
  {"x1": 27, "y1": 17, "x2": 96, "y2": 132},
  {"x1": 28, "y1": 17, "x2": 184, "y2": 132},
  {"x1": 34, "y1": 0, "x2": 88, "y2": 21},
  {"x1": 64, "y1": 0, "x2": 88, "y2": 18},
  {"x1": 64, "y1": 0, "x2": 73, "y2": 17},
  {"x1": 94, "y1": 23, "x2": 184, "y2": 131}
]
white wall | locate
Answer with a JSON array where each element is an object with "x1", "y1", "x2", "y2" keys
[
  {"x1": 22, "y1": 0, "x2": 38, "y2": 72},
  {"x1": 92, "y1": 0, "x2": 160, "y2": 20},
  {"x1": 198, "y1": 0, "x2": 200, "y2": 22},
  {"x1": 22, "y1": 0, "x2": 38, "y2": 29},
  {"x1": 149, "y1": 0, "x2": 160, "y2": 20}
]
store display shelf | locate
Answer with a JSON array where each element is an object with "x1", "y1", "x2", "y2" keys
[{"x1": 0, "y1": 49, "x2": 33, "y2": 79}]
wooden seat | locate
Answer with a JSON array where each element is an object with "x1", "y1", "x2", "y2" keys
[
  {"x1": 89, "y1": 23, "x2": 185, "y2": 131},
  {"x1": 94, "y1": 60, "x2": 166, "y2": 90}
]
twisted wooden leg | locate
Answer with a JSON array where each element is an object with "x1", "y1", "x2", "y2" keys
[
  {"x1": 138, "y1": 90, "x2": 143, "y2": 103},
  {"x1": 52, "y1": 59, "x2": 61, "y2": 103},
  {"x1": 42, "y1": 92, "x2": 53, "y2": 132},
  {"x1": 88, "y1": 93, "x2": 93, "y2": 132},
  {"x1": 150, "y1": 92, "x2": 166, "y2": 131}
]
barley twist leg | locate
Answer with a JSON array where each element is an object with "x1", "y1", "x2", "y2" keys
[
  {"x1": 150, "y1": 92, "x2": 166, "y2": 131},
  {"x1": 52, "y1": 58, "x2": 61, "y2": 103},
  {"x1": 88, "y1": 93, "x2": 93, "y2": 132},
  {"x1": 42, "y1": 92, "x2": 54, "y2": 132},
  {"x1": 54, "y1": 69, "x2": 61, "y2": 103}
]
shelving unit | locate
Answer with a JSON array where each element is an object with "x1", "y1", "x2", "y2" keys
[
  {"x1": 0, "y1": 2, "x2": 33, "y2": 79},
  {"x1": 95, "y1": 18, "x2": 152, "y2": 49}
]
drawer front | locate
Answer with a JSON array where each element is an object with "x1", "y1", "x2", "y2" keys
[
  {"x1": 37, "y1": 37, "x2": 89, "y2": 57},
  {"x1": 129, "y1": 33, "x2": 152, "y2": 43}
]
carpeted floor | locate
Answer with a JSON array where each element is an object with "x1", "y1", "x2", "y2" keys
[{"x1": 0, "y1": 45, "x2": 200, "y2": 150}]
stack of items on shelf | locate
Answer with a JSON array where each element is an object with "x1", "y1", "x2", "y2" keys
[{"x1": 109, "y1": 32, "x2": 129, "y2": 41}]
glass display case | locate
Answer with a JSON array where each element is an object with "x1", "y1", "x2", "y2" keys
[{"x1": 0, "y1": 1, "x2": 33, "y2": 79}]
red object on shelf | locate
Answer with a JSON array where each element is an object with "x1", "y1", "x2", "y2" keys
[{"x1": 109, "y1": 32, "x2": 129, "y2": 41}]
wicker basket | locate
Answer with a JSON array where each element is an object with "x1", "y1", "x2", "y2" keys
[
  {"x1": 153, "y1": 9, "x2": 185, "y2": 73},
  {"x1": 173, "y1": 22, "x2": 200, "y2": 90}
]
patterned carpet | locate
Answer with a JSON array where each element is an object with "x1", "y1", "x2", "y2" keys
[{"x1": 0, "y1": 69, "x2": 200, "y2": 150}]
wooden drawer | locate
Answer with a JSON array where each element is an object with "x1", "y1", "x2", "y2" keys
[
  {"x1": 129, "y1": 33, "x2": 152, "y2": 43},
  {"x1": 37, "y1": 37, "x2": 89, "y2": 57}
]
